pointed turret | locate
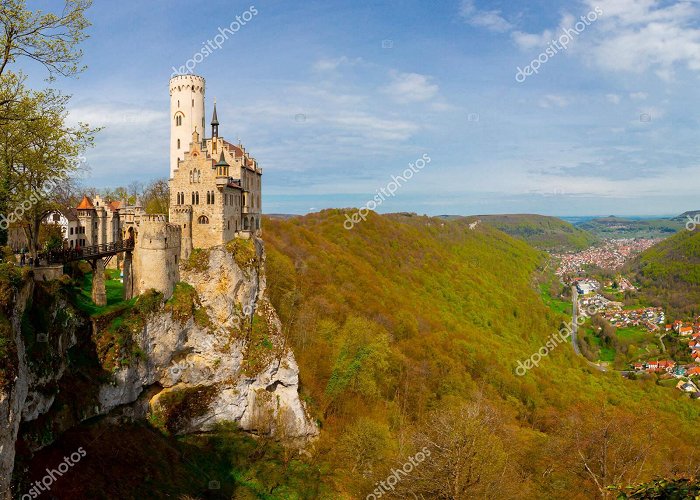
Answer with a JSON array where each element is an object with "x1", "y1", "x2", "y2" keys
[
  {"x1": 215, "y1": 150, "x2": 228, "y2": 167},
  {"x1": 211, "y1": 100, "x2": 219, "y2": 139}
]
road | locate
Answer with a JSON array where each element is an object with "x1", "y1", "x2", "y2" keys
[{"x1": 570, "y1": 285, "x2": 607, "y2": 372}]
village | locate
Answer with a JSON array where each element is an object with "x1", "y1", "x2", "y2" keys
[
  {"x1": 572, "y1": 275, "x2": 700, "y2": 398},
  {"x1": 555, "y1": 238, "x2": 658, "y2": 276}
]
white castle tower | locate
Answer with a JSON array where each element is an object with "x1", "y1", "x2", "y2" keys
[{"x1": 169, "y1": 74, "x2": 206, "y2": 178}]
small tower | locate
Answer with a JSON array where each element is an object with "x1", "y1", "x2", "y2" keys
[
  {"x1": 211, "y1": 100, "x2": 219, "y2": 138},
  {"x1": 169, "y1": 74, "x2": 206, "y2": 179},
  {"x1": 215, "y1": 151, "x2": 230, "y2": 189}
]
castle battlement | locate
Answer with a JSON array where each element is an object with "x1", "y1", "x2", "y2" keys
[
  {"x1": 169, "y1": 74, "x2": 206, "y2": 95},
  {"x1": 142, "y1": 214, "x2": 167, "y2": 223}
]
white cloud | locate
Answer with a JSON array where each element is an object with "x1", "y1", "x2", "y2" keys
[
  {"x1": 460, "y1": 0, "x2": 512, "y2": 33},
  {"x1": 312, "y1": 56, "x2": 363, "y2": 72},
  {"x1": 606, "y1": 94, "x2": 621, "y2": 104},
  {"x1": 68, "y1": 104, "x2": 165, "y2": 128},
  {"x1": 539, "y1": 94, "x2": 570, "y2": 108},
  {"x1": 512, "y1": 30, "x2": 553, "y2": 50},
  {"x1": 383, "y1": 71, "x2": 439, "y2": 104},
  {"x1": 630, "y1": 92, "x2": 648, "y2": 100},
  {"x1": 582, "y1": 0, "x2": 700, "y2": 79}
]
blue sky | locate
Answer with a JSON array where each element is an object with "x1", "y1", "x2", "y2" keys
[{"x1": 23, "y1": 0, "x2": 700, "y2": 216}]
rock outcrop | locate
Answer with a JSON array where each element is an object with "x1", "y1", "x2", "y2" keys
[{"x1": 0, "y1": 239, "x2": 317, "y2": 499}]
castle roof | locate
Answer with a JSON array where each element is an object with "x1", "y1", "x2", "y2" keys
[
  {"x1": 76, "y1": 195, "x2": 95, "y2": 210},
  {"x1": 215, "y1": 151, "x2": 229, "y2": 167},
  {"x1": 211, "y1": 103, "x2": 219, "y2": 126},
  {"x1": 108, "y1": 200, "x2": 122, "y2": 212}
]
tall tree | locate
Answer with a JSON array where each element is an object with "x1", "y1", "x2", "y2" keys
[
  {"x1": 0, "y1": 0, "x2": 92, "y2": 245},
  {"x1": 0, "y1": 0, "x2": 91, "y2": 78},
  {"x1": 142, "y1": 178, "x2": 170, "y2": 215},
  {"x1": 1, "y1": 86, "x2": 97, "y2": 257}
]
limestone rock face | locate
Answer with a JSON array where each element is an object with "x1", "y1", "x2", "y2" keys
[
  {"x1": 1, "y1": 239, "x2": 317, "y2": 498},
  {"x1": 0, "y1": 282, "x2": 33, "y2": 499},
  {"x1": 98, "y1": 240, "x2": 318, "y2": 439}
]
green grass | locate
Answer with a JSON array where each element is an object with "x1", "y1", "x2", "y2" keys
[
  {"x1": 599, "y1": 346, "x2": 616, "y2": 363},
  {"x1": 539, "y1": 283, "x2": 571, "y2": 316},
  {"x1": 72, "y1": 267, "x2": 130, "y2": 317},
  {"x1": 616, "y1": 326, "x2": 650, "y2": 344}
]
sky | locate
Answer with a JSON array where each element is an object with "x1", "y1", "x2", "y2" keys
[{"x1": 21, "y1": 0, "x2": 700, "y2": 216}]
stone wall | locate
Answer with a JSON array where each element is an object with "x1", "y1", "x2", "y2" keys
[{"x1": 133, "y1": 215, "x2": 181, "y2": 300}]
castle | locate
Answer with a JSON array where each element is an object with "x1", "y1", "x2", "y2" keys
[
  {"x1": 15, "y1": 74, "x2": 262, "y2": 302},
  {"x1": 168, "y1": 74, "x2": 263, "y2": 260}
]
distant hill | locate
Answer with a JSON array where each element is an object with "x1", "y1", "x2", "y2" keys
[
  {"x1": 627, "y1": 227, "x2": 700, "y2": 318},
  {"x1": 672, "y1": 211, "x2": 700, "y2": 223},
  {"x1": 577, "y1": 215, "x2": 684, "y2": 239},
  {"x1": 474, "y1": 214, "x2": 599, "y2": 252}
]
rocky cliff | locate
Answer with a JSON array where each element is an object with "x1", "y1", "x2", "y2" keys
[{"x1": 0, "y1": 238, "x2": 317, "y2": 498}]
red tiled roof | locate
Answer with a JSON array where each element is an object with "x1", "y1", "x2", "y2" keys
[
  {"x1": 76, "y1": 195, "x2": 95, "y2": 210},
  {"x1": 108, "y1": 200, "x2": 121, "y2": 212}
]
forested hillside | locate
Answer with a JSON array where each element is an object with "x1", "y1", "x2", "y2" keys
[
  {"x1": 629, "y1": 228, "x2": 700, "y2": 318},
  {"x1": 264, "y1": 210, "x2": 700, "y2": 499},
  {"x1": 476, "y1": 213, "x2": 599, "y2": 251},
  {"x1": 578, "y1": 216, "x2": 683, "y2": 239}
]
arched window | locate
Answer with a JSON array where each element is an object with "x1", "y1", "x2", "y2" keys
[
  {"x1": 256, "y1": 218, "x2": 260, "y2": 230},
  {"x1": 177, "y1": 139, "x2": 181, "y2": 149},
  {"x1": 198, "y1": 215, "x2": 209, "y2": 224},
  {"x1": 191, "y1": 192, "x2": 195, "y2": 205},
  {"x1": 175, "y1": 115, "x2": 183, "y2": 126},
  {"x1": 210, "y1": 192, "x2": 214, "y2": 204},
  {"x1": 195, "y1": 192, "x2": 200, "y2": 205},
  {"x1": 244, "y1": 217, "x2": 250, "y2": 230}
]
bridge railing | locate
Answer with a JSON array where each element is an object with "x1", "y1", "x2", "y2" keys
[{"x1": 41, "y1": 238, "x2": 135, "y2": 264}]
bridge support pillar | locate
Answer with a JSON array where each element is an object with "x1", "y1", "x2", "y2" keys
[
  {"x1": 123, "y1": 251, "x2": 134, "y2": 300},
  {"x1": 91, "y1": 259, "x2": 107, "y2": 307}
]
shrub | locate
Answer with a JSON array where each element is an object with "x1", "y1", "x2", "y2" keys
[
  {"x1": 226, "y1": 238, "x2": 258, "y2": 270},
  {"x1": 183, "y1": 248, "x2": 210, "y2": 273}
]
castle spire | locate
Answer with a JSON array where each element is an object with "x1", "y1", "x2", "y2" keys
[{"x1": 211, "y1": 99, "x2": 219, "y2": 139}]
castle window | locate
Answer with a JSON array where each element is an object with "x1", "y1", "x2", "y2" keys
[
  {"x1": 198, "y1": 215, "x2": 209, "y2": 224},
  {"x1": 195, "y1": 192, "x2": 200, "y2": 205},
  {"x1": 175, "y1": 115, "x2": 183, "y2": 126},
  {"x1": 210, "y1": 192, "x2": 214, "y2": 204},
  {"x1": 206, "y1": 191, "x2": 211, "y2": 204},
  {"x1": 244, "y1": 217, "x2": 250, "y2": 231},
  {"x1": 177, "y1": 139, "x2": 181, "y2": 149},
  {"x1": 191, "y1": 192, "x2": 195, "y2": 204}
]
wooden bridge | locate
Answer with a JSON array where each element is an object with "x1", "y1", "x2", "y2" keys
[
  {"x1": 41, "y1": 238, "x2": 136, "y2": 307},
  {"x1": 42, "y1": 238, "x2": 135, "y2": 265}
]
